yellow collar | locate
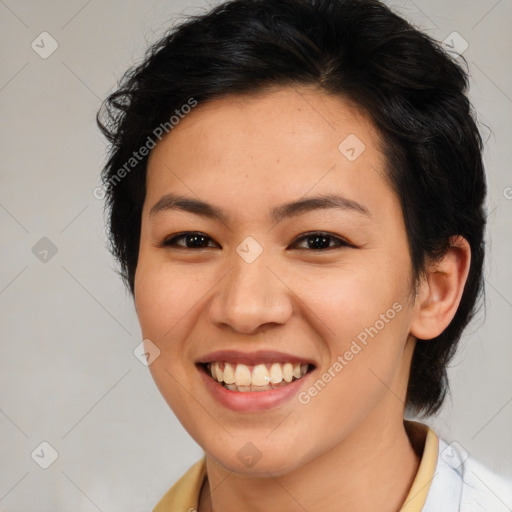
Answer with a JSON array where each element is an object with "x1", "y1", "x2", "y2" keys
[
  {"x1": 153, "y1": 420, "x2": 438, "y2": 512},
  {"x1": 400, "y1": 420, "x2": 439, "y2": 511}
]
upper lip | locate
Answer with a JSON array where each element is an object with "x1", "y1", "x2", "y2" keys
[{"x1": 196, "y1": 350, "x2": 317, "y2": 367}]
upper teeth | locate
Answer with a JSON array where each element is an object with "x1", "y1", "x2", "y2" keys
[{"x1": 208, "y1": 362, "x2": 308, "y2": 387}]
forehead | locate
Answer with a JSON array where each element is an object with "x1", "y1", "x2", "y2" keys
[{"x1": 144, "y1": 87, "x2": 394, "y2": 223}]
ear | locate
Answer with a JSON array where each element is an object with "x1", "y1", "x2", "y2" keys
[{"x1": 410, "y1": 236, "x2": 471, "y2": 340}]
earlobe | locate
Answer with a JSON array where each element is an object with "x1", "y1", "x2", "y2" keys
[{"x1": 410, "y1": 236, "x2": 471, "y2": 340}]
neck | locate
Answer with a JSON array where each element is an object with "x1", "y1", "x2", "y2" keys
[{"x1": 199, "y1": 414, "x2": 422, "y2": 512}]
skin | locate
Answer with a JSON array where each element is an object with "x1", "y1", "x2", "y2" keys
[{"x1": 134, "y1": 86, "x2": 471, "y2": 512}]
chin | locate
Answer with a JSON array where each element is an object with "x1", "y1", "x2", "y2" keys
[{"x1": 206, "y1": 441, "x2": 310, "y2": 478}]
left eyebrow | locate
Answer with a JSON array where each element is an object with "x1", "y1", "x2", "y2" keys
[
  {"x1": 149, "y1": 192, "x2": 371, "y2": 224},
  {"x1": 270, "y1": 194, "x2": 371, "y2": 223}
]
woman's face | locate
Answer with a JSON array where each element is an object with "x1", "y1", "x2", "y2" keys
[{"x1": 134, "y1": 87, "x2": 418, "y2": 476}]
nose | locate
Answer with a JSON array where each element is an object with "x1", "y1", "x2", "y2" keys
[{"x1": 207, "y1": 251, "x2": 294, "y2": 335}]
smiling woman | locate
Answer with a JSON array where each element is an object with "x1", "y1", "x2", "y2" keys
[{"x1": 96, "y1": 0, "x2": 511, "y2": 511}]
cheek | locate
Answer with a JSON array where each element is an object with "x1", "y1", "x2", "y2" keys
[
  {"x1": 134, "y1": 259, "x2": 205, "y2": 339},
  {"x1": 287, "y1": 258, "x2": 410, "y2": 403},
  {"x1": 288, "y1": 259, "x2": 407, "y2": 347},
  {"x1": 134, "y1": 263, "x2": 203, "y2": 423}
]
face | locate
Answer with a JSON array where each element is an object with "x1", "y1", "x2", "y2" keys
[{"x1": 134, "y1": 87, "x2": 418, "y2": 476}]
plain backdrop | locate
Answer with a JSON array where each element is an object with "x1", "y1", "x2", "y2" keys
[{"x1": 1, "y1": 0, "x2": 511, "y2": 510}]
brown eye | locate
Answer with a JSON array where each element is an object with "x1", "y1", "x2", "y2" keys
[
  {"x1": 162, "y1": 232, "x2": 218, "y2": 249},
  {"x1": 291, "y1": 232, "x2": 350, "y2": 250}
]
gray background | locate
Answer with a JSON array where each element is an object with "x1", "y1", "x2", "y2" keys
[{"x1": 0, "y1": 0, "x2": 511, "y2": 510}]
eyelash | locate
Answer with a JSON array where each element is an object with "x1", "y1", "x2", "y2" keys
[{"x1": 160, "y1": 231, "x2": 352, "y2": 251}]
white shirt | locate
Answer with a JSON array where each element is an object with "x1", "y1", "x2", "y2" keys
[{"x1": 422, "y1": 436, "x2": 512, "y2": 511}]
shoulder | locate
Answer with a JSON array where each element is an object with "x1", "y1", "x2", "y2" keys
[
  {"x1": 153, "y1": 458, "x2": 206, "y2": 512},
  {"x1": 423, "y1": 435, "x2": 512, "y2": 512},
  {"x1": 460, "y1": 449, "x2": 512, "y2": 511}
]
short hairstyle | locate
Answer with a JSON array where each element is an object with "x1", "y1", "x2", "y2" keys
[{"x1": 97, "y1": 0, "x2": 486, "y2": 415}]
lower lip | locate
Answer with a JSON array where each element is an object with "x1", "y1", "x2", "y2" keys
[{"x1": 198, "y1": 365, "x2": 312, "y2": 412}]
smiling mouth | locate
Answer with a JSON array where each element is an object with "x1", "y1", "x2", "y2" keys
[{"x1": 202, "y1": 361, "x2": 313, "y2": 392}]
